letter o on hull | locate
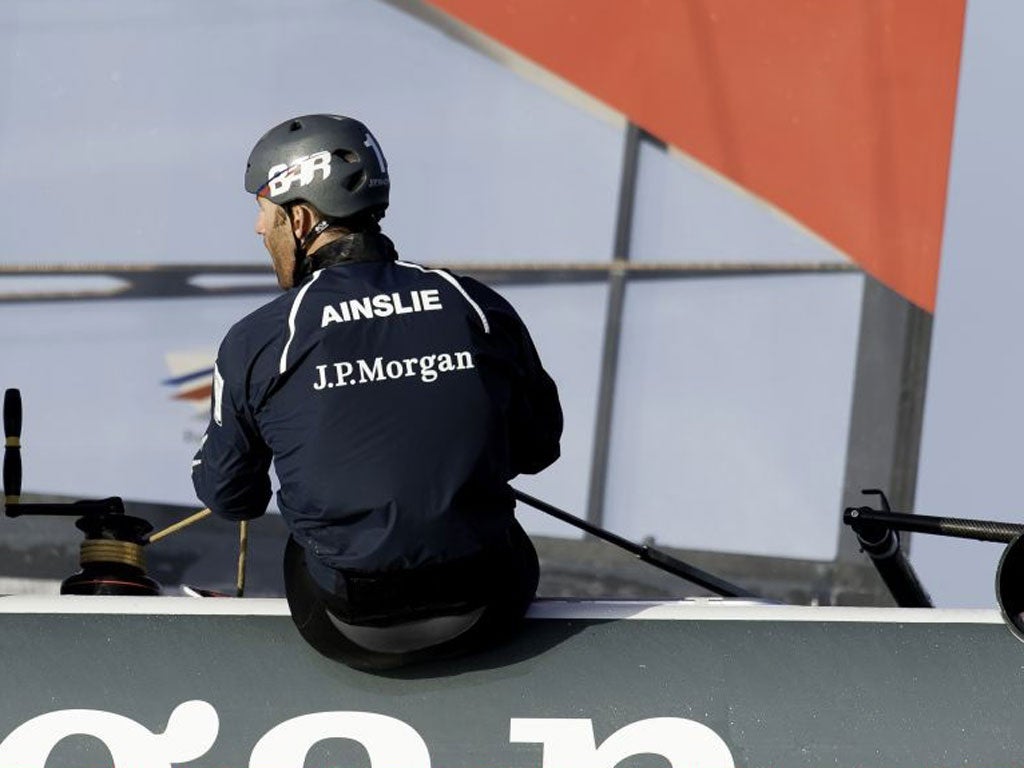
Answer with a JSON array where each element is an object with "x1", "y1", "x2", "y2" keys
[{"x1": 250, "y1": 712, "x2": 430, "y2": 768}]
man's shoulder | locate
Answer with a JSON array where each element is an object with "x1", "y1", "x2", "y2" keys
[
  {"x1": 220, "y1": 291, "x2": 295, "y2": 361},
  {"x1": 454, "y1": 273, "x2": 523, "y2": 324},
  {"x1": 229, "y1": 291, "x2": 294, "y2": 336},
  {"x1": 396, "y1": 261, "x2": 516, "y2": 313}
]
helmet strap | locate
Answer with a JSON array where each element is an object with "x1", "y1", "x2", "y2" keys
[{"x1": 291, "y1": 218, "x2": 332, "y2": 285}]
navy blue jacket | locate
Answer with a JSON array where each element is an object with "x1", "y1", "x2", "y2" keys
[{"x1": 192, "y1": 234, "x2": 562, "y2": 574}]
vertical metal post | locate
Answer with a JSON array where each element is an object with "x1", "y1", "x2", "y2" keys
[
  {"x1": 586, "y1": 123, "x2": 643, "y2": 526},
  {"x1": 835, "y1": 276, "x2": 933, "y2": 603}
]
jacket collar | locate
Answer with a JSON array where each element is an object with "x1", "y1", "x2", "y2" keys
[{"x1": 308, "y1": 232, "x2": 399, "y2": 271}]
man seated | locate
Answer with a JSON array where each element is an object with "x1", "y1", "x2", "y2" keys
[{"x1": 192, "y1": 114, "x2": 562, "y2": 670}]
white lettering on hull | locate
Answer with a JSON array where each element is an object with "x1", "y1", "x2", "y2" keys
[
  {"x1": 510, "y1": 717, "x2": 735, "y2": 768},
  {"x1": 0, "y1": 700, "x2": 218, "y2": 768},
  {"x1": 0, "y1": 702, "x2": 735, "y2": 768}
]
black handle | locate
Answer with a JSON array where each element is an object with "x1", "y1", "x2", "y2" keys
[
  {"x1": 3, "y1": 389, "x2": 22, "y2": 502},
  {"x1": 4, "y1": 389, "x2": 22, "y2": 439}
]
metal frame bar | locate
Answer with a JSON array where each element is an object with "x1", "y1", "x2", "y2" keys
[
  {"x1": 0, "y1": 261, "x2": 859, "y2": 304},
  {"x1": 835, "y1": 277, "x2": 933, "y2": 603},
  {"x1": 585, "y1": 122, "x2": 642, "y2": 527}
]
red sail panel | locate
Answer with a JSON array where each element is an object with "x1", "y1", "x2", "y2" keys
[{"x1": 423, "y1": 0, "x2": 966, "y2": 312}]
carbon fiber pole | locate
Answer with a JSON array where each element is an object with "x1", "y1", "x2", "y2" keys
[
  {"x1": 513, "y1": 488, "x2": 758, "y2": 599},
  {"x1": 843, "y1": 505, "x2": 1024, "y2": 609},
  {"x1": 844, "y1": 507, "x2": 1024, "y2": 544}
]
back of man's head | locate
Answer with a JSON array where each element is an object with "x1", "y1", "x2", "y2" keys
[{"x1": 244, "y1": 114, "x2": 390, "y2": 226}]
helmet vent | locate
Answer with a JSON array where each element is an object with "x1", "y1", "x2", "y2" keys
[
  {"x1": 334, "y1": 149, "x2": 360, "y2": 163},
  {"x1": 343, "y1": 170, "x2": 367, "y2": 192},
  {"x1": 288, "y1": 120, "x2": 303, "y2": 132}
]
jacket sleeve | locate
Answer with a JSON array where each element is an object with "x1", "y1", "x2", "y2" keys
[
  {"x1": 191, "y1": 344, "x2": 272, "y2": 521},
  {"x1": 504, "y1": 314, "x2": 563, "y2": 475},
  {"x1": 467, "y1": 279, "x2": 562, "y2": 476}
]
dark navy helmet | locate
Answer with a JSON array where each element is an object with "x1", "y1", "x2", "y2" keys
[{"x1": 244, "y1": 114, "x2": 390, "y2": 220}]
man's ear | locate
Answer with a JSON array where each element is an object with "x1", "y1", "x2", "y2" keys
[{"x1": 289, "y1": 204, "x2": 315, "y2": 239}]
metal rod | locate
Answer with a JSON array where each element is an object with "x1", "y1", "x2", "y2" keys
[
  {"x1": 586, "y1": 122, "x2": 642, "y2": 528},
  {"x1": 513, "y1": 488, "x2": 757, "y2": 598},
  {"x1": 844, "y1": 513, "x2": 932, "y2": 607},
  {"x1": 5, "y1": 498, "x2": 127, "y2": 518},
  {"x1": 0, "y1": 260, "x2": 859, "y2": 277},
  {"x1": 844, "y1": 507, "x2": 1024, "y2": 545}
]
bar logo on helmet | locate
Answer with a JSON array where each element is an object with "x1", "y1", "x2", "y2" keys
[{"x1": 263, "y1": 151, "x2": 332, "y2": 198}]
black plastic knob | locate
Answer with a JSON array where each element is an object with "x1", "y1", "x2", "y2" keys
[{"x1": 3, "y1": 389, "x2": 22, "y2": 501}]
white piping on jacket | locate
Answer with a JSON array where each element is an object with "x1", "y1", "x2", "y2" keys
[
  {"x1": 395, "y1": 261, "x2": 490, "y2": 333},
  {"x1": 279, "y1": 269, "x2": 325, "y2": 373}
]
